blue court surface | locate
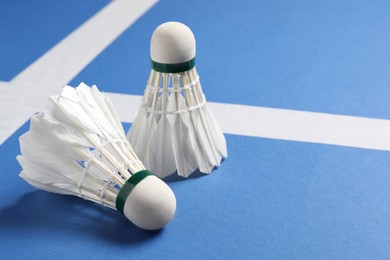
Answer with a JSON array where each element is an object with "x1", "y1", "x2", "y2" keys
[{"x1": 1, "y1": 0, "x2": 390, "y2": 259}]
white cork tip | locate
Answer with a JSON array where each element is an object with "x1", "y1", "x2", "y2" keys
[
  {"x1": 150, "y1": 21, "x2": 196, "y2": 64},
  {"x1": 123, "y1": 175, "x2": 176, "y2": 230}
]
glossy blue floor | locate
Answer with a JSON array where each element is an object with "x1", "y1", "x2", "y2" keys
[{"x1": 1, "y1": 0, "x2": 390, "y2": 258}]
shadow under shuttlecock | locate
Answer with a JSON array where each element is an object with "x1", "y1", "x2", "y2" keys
[
  {"x1": 163, "y1": 168, "x2": 215, "y2": 182},
  {"x1": 163, "y1": 158, "x2": 227, "y2": 182},
  {"x1": 0, "y1": 191, "x2": 162, "y2": 244}
]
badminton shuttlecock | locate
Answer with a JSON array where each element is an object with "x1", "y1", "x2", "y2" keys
[
  {"x1": 17, "y1": 83, "x2": 176, "y2": 230},
  {"x1": 127, "y1": 22, "x2": 227, "y2": 178}
]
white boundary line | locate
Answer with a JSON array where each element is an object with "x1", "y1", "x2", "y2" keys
[
  {"x1": 0, "y1": 0, "x2": 158, "y2": 145},
  {"x1": 0, "y1": 81, "x2": 8, "y2": 87},
  {"x1": 107, "y1": 92, "x2": 390, "y2": 151},
  {"x1": 1, "y1": 0, "x2": 390, "y2": 152}
]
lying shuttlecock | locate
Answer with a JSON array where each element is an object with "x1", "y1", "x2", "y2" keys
[
  {"x1": 127, "y1": 22, "x2": 227, "y2": 178},
  {"x1": 17, "y1": 83, "x2": 176, "y2": 230}
]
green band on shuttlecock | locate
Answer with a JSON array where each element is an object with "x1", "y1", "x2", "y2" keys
[
  {"x1": 115, "y1": 170, "x2": 153, "y2": 214},
  {"x1": 151, "y1": 57, "x2": 195, "y2": 73}
]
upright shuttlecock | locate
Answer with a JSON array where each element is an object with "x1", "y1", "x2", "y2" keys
[
  {"x1": 17, "y1": 83, "x2": 176, "y2": 230},
  {"x1": 127, "y1": 22, "x2": 227, "y2": 178}
]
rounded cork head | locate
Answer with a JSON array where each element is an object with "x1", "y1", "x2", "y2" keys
[
  {"x1": 150, "y1": 22, "x2": 196, "y2": 64},
  {"x1": 123, "y1": 175, "x2": 176, "y2": 230}
]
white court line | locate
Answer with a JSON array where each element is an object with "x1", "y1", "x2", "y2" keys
[
  {"x1": 1, "y1": 0, "x2": 390, "y2": 152},
  {"x1": 107, "y1": 92, "x2": 390, "y2": 151},
  {"x1": 0, "y1": 0, "x2": 158, "y2": 145}
]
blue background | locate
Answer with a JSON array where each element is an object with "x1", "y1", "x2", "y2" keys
[{"x1": 1, "y1": 0, "x2": 390, "y2": 258}]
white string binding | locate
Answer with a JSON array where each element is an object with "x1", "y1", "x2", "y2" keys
[
  {"x1": 142, "y1": 75, "x2": 206, "y2": 115},
  {"x1": 99, "y1": 174, "x2": 114, "y2": 205},
  {"x1": 143, "y1": 100, "x2": 206, "y2": 115},
  {"x1": 145, "y1": 75, "x2": 200, "y2": 94},
  {"x1": 77, "y1": 138, "x2": 141, "y2": 199},
  {"x1": 98, "y1": 158, "x2": 143, "y2": 205}
]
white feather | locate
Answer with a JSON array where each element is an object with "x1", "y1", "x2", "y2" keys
[
  {"x1": 127, "y1": 68, "x2": 227, "y2": 178},
  {"x1": 18, "y1": 83, "x2": 146, "y2": 209},
  {"x1": 169, "y1": 94, "x2": 198, "y2": 177}
]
